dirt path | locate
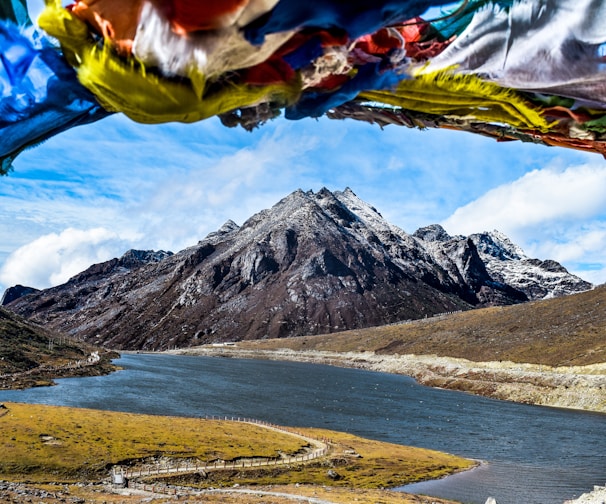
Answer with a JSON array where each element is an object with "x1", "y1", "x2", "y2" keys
[{"x1": 117, "y1": 418, "x2": 330, "y2": 482}]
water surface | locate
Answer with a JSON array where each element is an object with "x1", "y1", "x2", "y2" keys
[{"x1": 0, "y1": 353, "x2": 604, "y2": 504}]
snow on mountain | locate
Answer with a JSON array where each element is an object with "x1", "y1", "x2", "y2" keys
[{"x1": 414, "y1": 224, "x2": 592, "y2": 300}]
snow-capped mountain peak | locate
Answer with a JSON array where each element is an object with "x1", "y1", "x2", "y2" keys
[{"x1": 471, "y1": 230, "x2": 527, "y2": 261}]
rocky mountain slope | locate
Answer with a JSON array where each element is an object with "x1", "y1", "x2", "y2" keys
[
  {"x1": 414, "y1": 224, "x2": 591, "y2": 300},
  {"x1": 3, "y1": 188, "x2": 591, "y2": 350}
]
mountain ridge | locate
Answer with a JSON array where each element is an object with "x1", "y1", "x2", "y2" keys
[{"x1": 3, "y1": 188, "x2": 591, "y2": 350}]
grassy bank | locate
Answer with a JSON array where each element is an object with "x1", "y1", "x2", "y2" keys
[
  {"x1": 0, "y1": 402, "x2": 473, "y2": 491},
  {"x1": 0, "y1": 307, "x2": 118, "y2": 389},
  {"x1": 231, "y1": 284, "x2": 606, "y2": 367},
  {"x1": 0, "y1": 403, "x2": 304, "y2": 481},
  {"x1": 152, "y1": 426, "x2": 473, "y2": 489}
]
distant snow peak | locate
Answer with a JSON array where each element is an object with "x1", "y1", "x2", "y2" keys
[
  {"x1": 413, "y1": 224, "x2": 452, "y2": 242},
  {"x1": 471, "y1": 230, "x2": 527, "y2": 261},
  {"x1": 413, "y1": 223, "x2": 591, "y2": 301}
]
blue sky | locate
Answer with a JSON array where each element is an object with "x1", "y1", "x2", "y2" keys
[
  {"x1": 2, "y1": 111, "x2": 605, "y2": 293},
  {"x1": 1, "y1": 0, "x2": 605, "y2": 293}
]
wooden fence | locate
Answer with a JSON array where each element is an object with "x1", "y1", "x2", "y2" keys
[{"x1": 113, "y1": 416, "x2": 331, "y2": 490}]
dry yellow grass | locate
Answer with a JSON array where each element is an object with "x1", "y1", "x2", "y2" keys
[
  {"x1": 0, "y1": 402, "x2": 305, "y2": 481},
  {"x1": 0, "y1": 402, "x2": 472, "y2": 503},
  {"x1": 235, "y1": 285, "x2": 606, "y2": 366},
  {"x1": 311, "y1": 427, "x2": 473, "y2": 486}
]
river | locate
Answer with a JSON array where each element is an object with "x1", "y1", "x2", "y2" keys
[{"x1": 0, "y1": 353, "x2": 604, "y2": 504}]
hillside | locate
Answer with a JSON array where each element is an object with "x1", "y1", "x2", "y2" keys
[
  {"x1": 233, "y1": 283, "x2": 606, "y2": 367},
  {"x1": 3, "y1": 188, "x2": 590, "y2": 351},
  {"x1": 0, "y1": 307, "x2": 116, "y2": 389}
]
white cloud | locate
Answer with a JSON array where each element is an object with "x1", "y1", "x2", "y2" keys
[
  {"x1": 524, "y1": 224, "x2": 606, "y2": 285},
  {"x1": 442, "y1": 162, "x2": 606, "y2": 284},
  {"x1": 532, "y1": 226, "x2": 606, "y2": 263},
  {"x1": 0, "y1": 228, "x2": 135, "y2": 290},
  {"x1": 576, "y1": 266, "x2": 606, "y2": 286},
  {"x1": 443, "y1": 163, "x2": 606, "y2": 236}
]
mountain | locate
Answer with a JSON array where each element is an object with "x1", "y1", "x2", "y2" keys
[
  {"x1": 414, "y1": 225, "x2": 592, "y2": 300},
  {"x1": 1, "y1": 284, "x2": 39, "y2": 305},
  {"x1": 3, "y1": 188, "x2": 591, "y2": 350}
]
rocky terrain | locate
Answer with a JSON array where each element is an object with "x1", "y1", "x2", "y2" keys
[
  {"x1": 3, "y1": 188, "x2": 591, "y2": 350},
  {"x1": 564, "y1": 485, "x2": 606, "y2": 504},
  {"x1": 0, "y1": 480, "x2": 462, "y2": 504}
]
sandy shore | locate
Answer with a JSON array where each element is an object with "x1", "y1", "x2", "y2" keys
[{"x1": 168, "y1": 346, "x2": 606, "y2": 414}]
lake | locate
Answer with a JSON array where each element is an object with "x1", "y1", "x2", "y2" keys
[{"x1": 0, "y1": 353, "x2": 604, "y2": 504}]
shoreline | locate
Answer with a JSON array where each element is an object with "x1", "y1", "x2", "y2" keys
[
  {"x1": 166, "y1": 346, "x2": 606, "y2": 414},
  {"x1": 0, "y1": 350, "x2": 119, "y2": 390}
]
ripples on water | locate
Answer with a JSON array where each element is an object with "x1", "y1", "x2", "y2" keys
[{"x1": 0, "y1": 353, "x2": 604, "y2": 504}]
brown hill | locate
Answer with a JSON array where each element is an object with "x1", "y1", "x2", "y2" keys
[
  {"x1": 236, "y1": 284, "x2": 606, "y2": 367},
  {"x1": 0, "y1": 307, "x2": 116, "y2": 388}
]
